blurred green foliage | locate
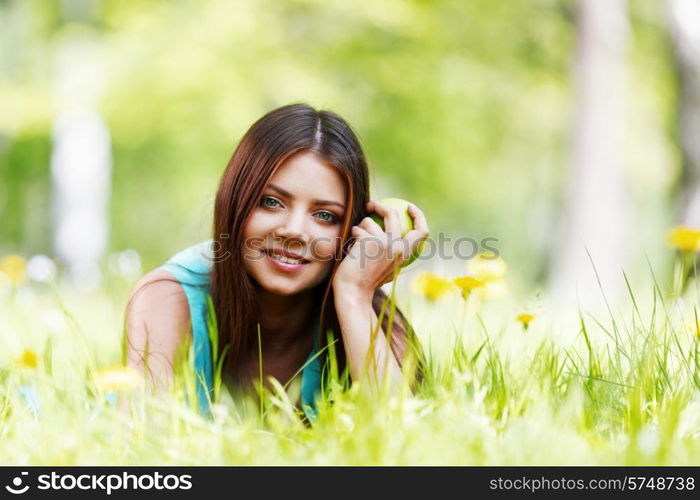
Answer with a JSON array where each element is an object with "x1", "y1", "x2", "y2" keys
[{"x1": 0, "y1": 0, "x2": 680, "y2": 286}]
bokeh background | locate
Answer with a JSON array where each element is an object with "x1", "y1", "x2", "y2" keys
[
  {"x1": 1, "y1": 0, "x2": 697, "y2": 305},
  {"x1": 4, "y1": 0, "x2": 700, "y2": 467}
]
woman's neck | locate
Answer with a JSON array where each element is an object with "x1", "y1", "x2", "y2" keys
[{"x1": 254, "y1": 285, "x2": 319, "y2": 353}]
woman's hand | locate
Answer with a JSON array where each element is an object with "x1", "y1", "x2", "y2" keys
[{"x1": 332, "y1": 200, "x2": 429, "y2": 300}]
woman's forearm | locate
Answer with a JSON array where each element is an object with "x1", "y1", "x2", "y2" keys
[{"x1": 332, "y1": 284, "x2": 403, "y2": 388}]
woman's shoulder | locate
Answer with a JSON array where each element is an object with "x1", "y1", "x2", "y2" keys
[
  {"x1": 127, "y1": 268, "x2": 190, "y2": 319},
  {"x1": 160, "y1": 239, "x2": 215, "y2": 288},
  {"x1": 124, "y1": 267, "x2": 193, "y2": 391},
  {"x1": 126, "y1": 238, "x2": 215, "y2": 322},
  {"x1": 125, "y1": 268, "x2": 191, "y2": 359},
  {"x1": 124, "y1": 241, "x2": 210, "y2": 357}
]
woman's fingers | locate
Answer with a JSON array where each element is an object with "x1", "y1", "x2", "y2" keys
[
  {"x1": 358, "y1": 216, "x2": 384, "y2": 236},
  {"x1": 353, "y1": 202, "x2": 429, "y2": 267},
  {"x1": 404, "y1": 203, "x2": 430, "y2": 259},
  {"x1": 351, "y1": 225, "x2": 373, "y2": 239},
  {"x1": 407, "y1": 202, "x2": 429, "y2": 235},
  {"x1": 405, "y1": 203, "x2": 429, "y2": 239},
  {"x1": 361, "y1": 201, "x2": 430, "y2": 263},
  {"x1": 367, "y1": 200, "x2": 402, "y2": 237}
]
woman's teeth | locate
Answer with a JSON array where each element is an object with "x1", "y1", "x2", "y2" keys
[{"x1": 268, "y1": 252, "x2": 305, "y2": 264}]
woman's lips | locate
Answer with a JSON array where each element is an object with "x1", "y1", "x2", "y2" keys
[{"x1": 263, "y1": 249, "x2": 310, "y2": 273}]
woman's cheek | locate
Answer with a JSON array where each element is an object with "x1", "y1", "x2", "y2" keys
[
  {"x1": 245, "y1": 211, "x2": 274, "y2": 234},
  {"x1": 309, "y1": 240, "x2": 329, "y2": 262},
  {"x1": 312, "y1": 231, "x2": 343, "y2": 262}
]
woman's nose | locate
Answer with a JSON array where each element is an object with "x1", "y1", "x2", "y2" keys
[{"x1": 273, "y1": 210, "x2": 309, "y2": 242}]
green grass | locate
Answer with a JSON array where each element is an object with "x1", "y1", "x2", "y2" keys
[{"x1": 1, "y1": 270, "x2": 699, "y2": 465}]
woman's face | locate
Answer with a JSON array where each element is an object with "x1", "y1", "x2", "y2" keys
[{"x1": 242, "y1": 151, "x2": 348, "y2": 296}]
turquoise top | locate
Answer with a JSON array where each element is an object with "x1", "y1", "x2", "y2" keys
[{"x1": 159, "y1": 240, "x2": 323, "y2": 422}]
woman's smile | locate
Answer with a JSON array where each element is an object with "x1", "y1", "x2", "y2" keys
[{"x1": 264, "y1": 248, "x2": 311, "y2": 273}]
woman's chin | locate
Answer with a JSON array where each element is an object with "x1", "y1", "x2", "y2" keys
[
  {"x1": 264, "y1": 285, "x2": 299, "y2": 296},
  {"x1": 255, "y1": 276, "x2": 307, "y2": 297},
  {"x1": 247, "y1": 262, "x2": 332, "y2": 297}
]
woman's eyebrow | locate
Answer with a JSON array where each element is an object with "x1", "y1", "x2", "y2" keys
[{"x1": 267, "y1": 183, "x2": 345, "y2": 209}]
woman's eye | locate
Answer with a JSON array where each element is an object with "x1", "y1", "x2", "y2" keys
[
  {"x1": 262, "y1": 196, "x2": 337, "y2": 223},
  {"x1": 316, "y1": 211, "x2": 337, "y2": 223},
  {"x1": 261, "y1": 196, "x2": 280, "y2": 208}
]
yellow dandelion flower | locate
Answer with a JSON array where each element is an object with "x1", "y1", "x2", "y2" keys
[
  {"x1": 0, "y1": 254, "x2": 27, "y2": 287},
  {"x1": 410, "y1": 271, "x2": 455, "y2": 301},
  {"x1": 453, "y1": 276, "x2": 485, "y2": 300},
  {"x1": 93, "y1": 365, "x2": 141, "y2": 392},
  {"x1": 516, "y1": 313, "x2": 536, "y2": 330},
  {"x1": 468, "y1": 252, "x2": 507, "y2": 281},
  {"x1": 14, "y1": 349, "x2": 38, "y2": 369},
  {"x1": 667, "y1": 226, "x2": 700, "y2": 252}
]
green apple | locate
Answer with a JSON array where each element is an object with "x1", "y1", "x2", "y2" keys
[{"x1": 369, "y1": 197, "x2": 427, "y2": 268}]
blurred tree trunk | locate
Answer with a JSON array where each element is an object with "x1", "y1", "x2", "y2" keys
[
  {"x1": 50, "y1": 1, "x2": 112, "y2": 291},
  {"x1": 550, "y1": 0, "x2": 630, "y2": 307},
  {"x1": 668, "y1": 0, "x2": 700, "y2": 228}
]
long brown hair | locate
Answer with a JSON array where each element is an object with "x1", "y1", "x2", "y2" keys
[{"x1": 211, "y1": 103, "x2": 423, "y2": 385}]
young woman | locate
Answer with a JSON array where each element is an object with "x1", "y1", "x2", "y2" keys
[{"x1": 124, "y1": 103, "x2": 429, "y2": 422}]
